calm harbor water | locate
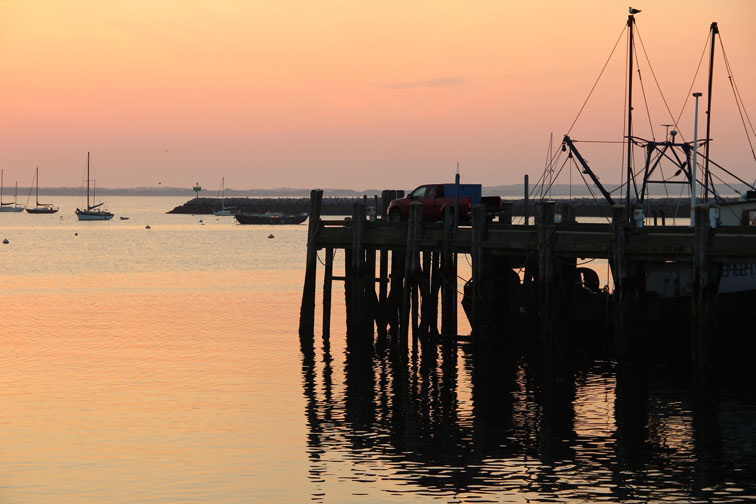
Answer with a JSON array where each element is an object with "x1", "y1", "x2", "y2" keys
[{"x1": 0, "y1": 196, "x2": 754, "y2": 503}]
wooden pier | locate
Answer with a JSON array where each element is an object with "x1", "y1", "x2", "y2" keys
[{"x1": 299, "y1": 189, "x2": 756, "y2": 369}]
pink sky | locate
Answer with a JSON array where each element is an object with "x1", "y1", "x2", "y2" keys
[{"x1": 0, "y1": 0, "x2": 754, "y2": 191}]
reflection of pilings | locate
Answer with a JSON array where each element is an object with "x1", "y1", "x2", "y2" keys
[
  {"x1": 532, "y1": 352, "x2": 576, "y2": 466},
  {"x1": 613, "y1": 363, "x2": 649, "y2": 471}
]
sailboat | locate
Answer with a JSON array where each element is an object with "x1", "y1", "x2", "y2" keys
[
  {"x1": 75, "y1": 152, "x2": 114, "y2": 221},
  {"x1": 25, "y1": 167, "x2": 58, "y2": 214},
  {"x1": 213, "y1": 177, "x2": 236, "y2": 216},
  {"x1": 0, "y1": 170, "x2": 24, "y2": 212}
]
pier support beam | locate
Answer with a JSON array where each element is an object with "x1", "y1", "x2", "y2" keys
[{"x1": 298, "y1": 189, "x2": 323, "y2": 354}]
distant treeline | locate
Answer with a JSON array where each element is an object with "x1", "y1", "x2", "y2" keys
[{"x1": 167, "y1": 195, "x2": 739, "y2": 217}]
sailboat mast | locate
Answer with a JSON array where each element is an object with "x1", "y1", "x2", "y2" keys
[
  {"x1": 703, "y1": 22, "x2": 718, "y2": 202},
  {"x1": 87, "y1": 152, "x2": 90, "y2": 208},
  {"x1": 36, "y1": 166, "x2": 39, "y2": 206},
  {"x1": 625, "y1": 14, "x2": 635, "y2": 215}
]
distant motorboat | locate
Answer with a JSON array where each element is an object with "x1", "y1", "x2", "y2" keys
[
  {"x1": 25, "y1": 167, "x2": 58, "y2": 214},
  {"x1": 120, "y1": 216, "x2": 129, "y2": 220},
  {"x1": 76, "y1": 152, "x2": 113, "y2": 221},
  {"x1": 0, "y1": 171, "x2": 24, "y2": 212},
  {"x1": 234, "y1": 211, "x2": 308, "y2": 225}
]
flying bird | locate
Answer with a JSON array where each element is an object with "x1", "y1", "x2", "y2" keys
[{"x1": 629, "y1": 7, "x2": 641, "y2": 14}]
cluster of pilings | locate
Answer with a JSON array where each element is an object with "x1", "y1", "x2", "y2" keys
[{"x1": 299, "y1": 189, "x2": 756, "y2": 370}]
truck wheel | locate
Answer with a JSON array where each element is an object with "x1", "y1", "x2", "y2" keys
[{"x1": 389, "y1": 209, "x2": 404, "y2": 222}]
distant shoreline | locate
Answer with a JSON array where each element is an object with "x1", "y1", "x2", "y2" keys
[
  {"x1": 167, "y1": 196, "x2": 736, "y2": 217},
  {"x1": 18, "y1": 182, "x2": 749, "y2": 199}
]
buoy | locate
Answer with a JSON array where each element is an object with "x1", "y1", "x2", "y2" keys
[
  {"x1": 2, "y1": 239, "x2": 8, "y2": 244},
  {"x1": 268, "y1": 234, "x2": 274, "y2": 239},
  {"x1": 199, "y1": 219, "x2": 203, "y2": 223},
  {"x1": 145, "y1": 225, "x2": 151, "y2": 229},
  {"x1": 74, "y1": 233, "x2": 78, "y2": 236}
]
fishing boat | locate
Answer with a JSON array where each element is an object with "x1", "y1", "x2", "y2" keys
[
  {"x1": 76, "y1": 152, "x2": 113, "y2": 221},
  {"x1": 213, "y1": 177, "x2": 236, "y2": 216},
  {"x1": 234, "y1": 211, "x2": 308, "y2": 225},
  {"x1": 0, "y1": 170, "x2": 24, "y2": 212},
  {"x1": 25, "y1": 167, "x2": 58, "y2": 214},
  {"x1": 548, "y1": 14, "x2": 756, "y2": 323}
]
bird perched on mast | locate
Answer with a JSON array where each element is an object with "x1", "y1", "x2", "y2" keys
[{"x1": 629, "y1": 6, "x2": 641, "y2": 14}]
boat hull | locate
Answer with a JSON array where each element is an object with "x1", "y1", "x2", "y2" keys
[
  {"x1": 0, "y1": 206, "x2": 24, "y2": 212},
  {"x1": 234, "y1": 212, "x2": 308, "y2": 225},
  {"x1": 76, "y1": 209, "x2": 114, "y2": 220},
  {"x1": 26, "y1": 207, "x2": 58, "y2": 214}
]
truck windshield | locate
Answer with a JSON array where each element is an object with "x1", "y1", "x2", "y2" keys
[{"x1": 410, "y1": 187, "x2": 427, "y2": 199}]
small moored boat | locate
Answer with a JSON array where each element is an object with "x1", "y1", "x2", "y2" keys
[{"x1": 234, "y1": 211, "x2": 308, "y2": 225}]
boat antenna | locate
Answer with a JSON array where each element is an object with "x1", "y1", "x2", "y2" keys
[{"x1": 703, "y1": 22, "x2": 718, "y2": 202}]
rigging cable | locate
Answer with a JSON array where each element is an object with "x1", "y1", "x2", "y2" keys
[
  {"x1": 718, "y1": 35, "x2": 756, "y2": 182},
  {"x1": 632, "y1": 29, "x2": 657, "y2": 143},
  {"x1": 675, "y1": 31, "x2": 712, "y2": 141},
  {"x1": 566, "y1": 24, "x2": 628, "y2": 136},
  {"x1": 636, "y1": 23, "x2": 702, "y2": 143}
]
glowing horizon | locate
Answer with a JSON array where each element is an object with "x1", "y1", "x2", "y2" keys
[{"x1": 0, "y1": 0, "x2": 753, "y2": 191}]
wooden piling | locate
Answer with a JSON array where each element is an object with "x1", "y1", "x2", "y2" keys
[
  {"x1": 349, "y1": 202, "x2": 368, "y2": 338},
  {"x1": 471, "y1": 204, "x2": 487, "y2": 342},
  {"x1": 692, "y1": 204, "x2": 720, "y2": 369},
  {"x1": 401, "y1": 203, "x2": 422, "y2": 345},
  {"x1": 298, "y1": 189, "x2": 323, "y2": 352},
  {"x1": 322, "y1": 247, "x2": 334, "y2": 347},
  {"x1": 536, "y1": 202, "x2": 557, "y2": 347},
  {"x1": 611, "y1": 205, "x2": 644, "y2": 361},
  {"x1": 441, "y1": 205, "x2": 457, "y2": 339}
]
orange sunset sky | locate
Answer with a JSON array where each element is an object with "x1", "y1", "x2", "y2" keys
[{"x1": 0, "y1": 0, "x2": 754, "y2": 191}]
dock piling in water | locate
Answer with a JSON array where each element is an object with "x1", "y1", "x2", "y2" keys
[{"x1": 300, "y1": 189, "x2": 756, "y2": 368}]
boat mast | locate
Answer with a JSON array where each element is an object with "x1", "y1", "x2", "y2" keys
[
  {"x1": 703, "y1": 22, "x2": 718, "y2": 202},
  {"x1": 35, "y1": 166, "x2": 39, "y2": 206},
  {"x1": 625, "y1": 14, "x2": 635, "y2": 216},
  {"x1": 87, "y1": 152, "x2": 91, "y2": 209}
]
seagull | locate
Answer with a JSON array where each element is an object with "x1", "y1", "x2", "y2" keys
[{"x1": 629, "y1": 6, "x2": 641, "y2": 14}]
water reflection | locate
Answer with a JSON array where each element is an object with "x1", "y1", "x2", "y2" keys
[{"x1": 302, "y1": 332, "x2": 756, "y2": 502}]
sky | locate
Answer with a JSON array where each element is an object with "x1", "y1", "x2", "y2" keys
[{"x1": 0, "y1": 0, "x2": 754, "y2": 191}]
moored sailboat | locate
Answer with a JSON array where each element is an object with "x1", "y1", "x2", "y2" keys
[
  {"x1": 25, "y1": 167, "x2": 58, "y2": 214},
  {"x1": 0, "y1": 170, "x2": 24, "y2": 212},
  {"x1": 213, "y1": 177, "x2": 236, "y2": 216},
  {"x1": 76, "y1": 152, "x2": 114, "y2": 221}
]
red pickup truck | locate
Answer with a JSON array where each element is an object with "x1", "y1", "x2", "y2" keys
[{"x1": 387, "y1": 183, "x2": 502, "y2": 222}]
